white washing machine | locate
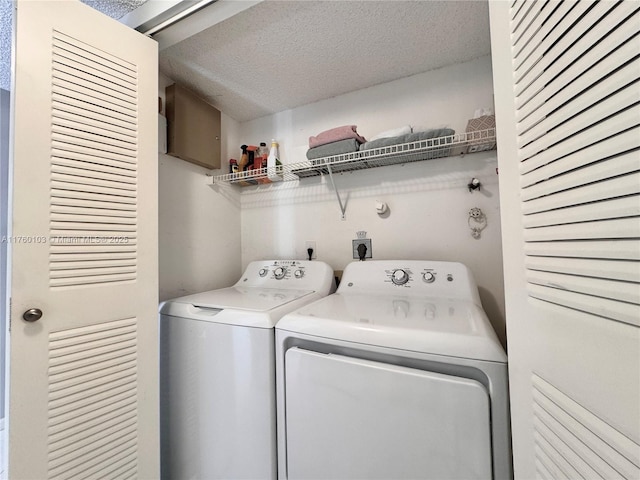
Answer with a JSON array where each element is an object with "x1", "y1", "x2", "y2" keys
[
  {"x1": 160, "y1": 260, "x2": 335, "y2": 480},
  {"x1": 275, "y1": 260, "x2": 512, "y2": 480}
]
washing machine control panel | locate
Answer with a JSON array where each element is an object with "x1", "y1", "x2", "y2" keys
[
  {"x1": 239, "y1": 260, "x2": 335, "y2": 292},
  {"x1": 339, "y1": 261, "x2": 480, "y2": 303}
]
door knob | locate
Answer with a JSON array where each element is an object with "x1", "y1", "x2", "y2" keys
[{"x1": 22, "y1": 308, "x2": 43, "y2": 322}]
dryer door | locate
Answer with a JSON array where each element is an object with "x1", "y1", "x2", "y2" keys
[{"x1": 284, "y1": 348, "x2": 493, "y2": 480}]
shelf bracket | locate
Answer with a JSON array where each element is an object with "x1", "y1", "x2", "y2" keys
[{"x1": 326, "y1": 164, "x2": 347, "y2": 220}]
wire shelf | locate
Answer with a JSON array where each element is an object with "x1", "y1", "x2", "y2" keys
[{"x1": 212, "y1": 128, "x2": 496, "y2": 185}]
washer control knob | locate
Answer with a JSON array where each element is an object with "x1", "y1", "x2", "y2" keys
[
  {"x1": 274, "y1": 266, "x2": 287, "y2": 279},
  {"x1": 259, "y1": 268, "x2": 268, "y2": 277},
  {"x1": 423, "y1": 272, "x2": 436, "y2": 283},
  {"x1": 294, "y1": 269, "x2": 304, "y2": 278},
  {"x1": 391, "y1": 269, "x2": 409, "y2": 285}
]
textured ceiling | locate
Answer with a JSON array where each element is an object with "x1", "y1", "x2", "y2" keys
[
  {"x1": 0, "y1": 0, "x2": 149, "y2": 91},
  {"x1": 159, "y1": 0, "x2": 492, "y2": 122},
  {"x1": 0, "y1": 0, "x2": 12, "y2": 91}
]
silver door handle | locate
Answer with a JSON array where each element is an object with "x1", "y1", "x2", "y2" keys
[{"x1": 23, "y1": 308, "x2": 43, "y2": 322}]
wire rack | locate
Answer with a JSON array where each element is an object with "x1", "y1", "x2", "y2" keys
[{"x1": 212, "y1": 128, "x2": 496, "y2": 185}]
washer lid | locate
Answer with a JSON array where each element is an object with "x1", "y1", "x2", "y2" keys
[
  {"x1": 277, "y1": 293, "x2": 507, "y2": 363},
  {"x1": 169, "y1": 286, "x2": 315, "y2": 312}
]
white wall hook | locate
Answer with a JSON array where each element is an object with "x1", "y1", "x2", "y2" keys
[{"x1": 376, "y1": 201, "x2": 388, "y2": 215}]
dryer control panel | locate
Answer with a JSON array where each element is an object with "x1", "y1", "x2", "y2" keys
[{"x1": 337, "y1": 260, "x2": 481, "y2": 305}]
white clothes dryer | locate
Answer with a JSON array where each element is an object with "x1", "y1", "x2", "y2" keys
[
  {"x1": 276, "y1": 260, "x2": 511, "y2": 480},
  {"x1": 160, "y1": 260, "x2": 335, "y2": 480}
]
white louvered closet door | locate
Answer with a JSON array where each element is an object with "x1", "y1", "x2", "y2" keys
[
  {"x1": 489, "y1": 1, "x2": 640, "y2": 479},
  {"x1": 8, "y1": 1, "x2": 158, "y2": 478}
]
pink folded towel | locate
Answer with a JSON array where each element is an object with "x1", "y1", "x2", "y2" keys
[{"x1": 309, "y1": 125, "x2": 366, "y2": 149}]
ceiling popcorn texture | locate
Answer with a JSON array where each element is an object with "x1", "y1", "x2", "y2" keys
[
  {"x1": 159, "y1": 0, "x2": 492, "y2": 122},
  {"x1": 0, "y1": 0, "x2": 148, "y2": 90},
  {"x1": 80, "y1": 0, "x2": 148, "y2": 20},
  {"x1": 0, "y1": 0, "x2": 11, "y2": 91}
]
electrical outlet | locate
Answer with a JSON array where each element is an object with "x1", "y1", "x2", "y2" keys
[
  {"x1": 352, "y1": 239, "x2": 372, "y2": 259},
  {"x1": 305, "y1": 241, "x2": 316, "y2": 259}
]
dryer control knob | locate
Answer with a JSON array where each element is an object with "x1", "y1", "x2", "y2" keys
[
  {"x1": 422, "y1": 272, "x2": 436, "y2": 283},
  {"x1": 259, "y1": 268, "x2": 268, "y2": 277},
  {"x1": 391, "y1": 269, "x2": 409, "y2": 285},
  {"x1": 294, "y1": 269, "x2": 304, "y2": 278},
  {"x1": 274, "y1": 266, "x2": 287, "y2": 279}
]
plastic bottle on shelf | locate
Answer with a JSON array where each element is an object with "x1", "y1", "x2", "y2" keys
[
  {"x1": 229, "y1": 159, "x2": 238, "y2": 174},
  {"x1": 259, "y1": 142, "x2": 269, "y2": 162},
  {"x1": 267, "y1": 139, "x2": 283, "y2": 182},
  {"x1": 238, "y1": 145, "x2": 249, "y2": 171}
]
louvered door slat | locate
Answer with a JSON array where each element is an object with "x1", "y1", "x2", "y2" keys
[
  {"x1": 523, "y1": 171, "x2": 640, "y2": 215},
  {"x1": 50, "y1": 251, "x2": 136, "y2": 262},
  {"x1": 526, "y1": 256, "x2": 640, "y2": 283},
  {"x1": 53, "y1": 111, "x2": 137, "y2": 142},
  {"x1": 513, "y1": 1, "x2": 571, "y2": 67},
  {"x1": 53, "y1": 48, "x2": 137, "y2": 92},
  {"x1": 52, "y1": 173, "x2": 137, "y2": 192},
  {"x1": 53, "y1": 61, "x2": 136, "y2": 100},
  {"x1": 50, "y1": 245, "x2": 136, "y2": 255},
  {"x1": 51, "y1": 189, "x2": 136, "y2": 205},
  {"x1": 524, "y1": 239, "x2": 640, "y2": 261},
  {"x1": 51, "y1": 266, "x2": 137, "y2": 279},
  {"x1": 52, "y1": 128, "x2": 137, "y2": 155},
  {"x1": 528, "y1": 284, "x2": 638, "y2": 326},
  {"x1": 52, "y1": 75, "x2": 136, "y2": 114},
  {"x1": 53, "y1": 116, "x2": 137, "y2": 144},
  {"x1": 533, "y1": 389, "x2": 640, "y2": 479},
  {"x1": 52, "y1": 152, "x2": 137, "y2": 175},
  {"x1": 519, "y1": 84, "x2": 640, "y2": 159},
  {"x1": 515, "y1": 1, "x2": 621, "y2": 95},
  {"x1": 533, "y1": 376, "x2": 640, "y2": 468},
  {"x1": 534, "y1": 441, "x2": 574, "y2": 480},
  {"x1": 49, "y1": 408, "x2": 136, "y2": 454},
  {"x1": 519, "y1": 107, "x2": 638, "y2": 167},
  {"x1": 511, "y1": 0, "x2": 526, "y2": 20},
  {"x1": 523, "y1": 195, "x2": 639, "y2": 228},
  {"x1": 52, "y1": 163, "x2": 137, "y2": 185},
  {"x1": 49, "y1": 436, "x2": 137, "y2": 480},
  {"x1": 515, "y1": 0, "x2": 600, "y2": 91},
  {"x1": 534, "y1": 404, "x2": 624, "y2": 479},
  {"x1": 50, "y1": 349, "x2": 136, "y2": 378},
  {"x1": 51, "y1": 212, "x2": 137, "y2": 226},
  {"x1": 54, "y1": 31, "x2": 136, "y2": 78},
  {"x1": 53, "y1": 94, "x2": 136, "y2": 126},
  {"x1": 518, "y1": 58, "x2": 639, "y2": 140},
  {"x1": 102, "y1": 460, "x2": 138, "y2": 480},
  {"x1": 49, "y1": 258, "x2": 137, "y2": 270},
  {"x1": 524, "y1": 218, "x2": 639, "y2": 242},
  {"x1": 521, "y1": 145, "x2": 639, "y2": 197},
  {"x1": 518, "y1": 5, "x2": 639, "y2": 110},
  {"x1": 49, "y1": 418, "x2": 137, "y2": 468},
  {"x1": 51, "y1": 207, "x2": 136, "y2": 219},
  {"x1": 52, "y1": 141, "x2": 137, "y2": 165},
  {"x1": 534, "y1": 414, "x2": 601, "y2": 478},
  {"x1": 517, "y1": 25, "x2": 639, "y2": 123},
  {"x1": 512, "y1": 0, "x2": 546, "y2": 49},
  {"x1": 49, "y1": 377, "x2": 136, "y2": 417},
  {"x1": 527, "y1": 270, "x2": 639, "y2": 305}
]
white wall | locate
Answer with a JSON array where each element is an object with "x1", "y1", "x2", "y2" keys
[
  {"x1": 158, "y1": 74, "x2": 242, "y2": 301},
  {"x1": 237, "y1": 56, "x2": 507, "y2": 346}
]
